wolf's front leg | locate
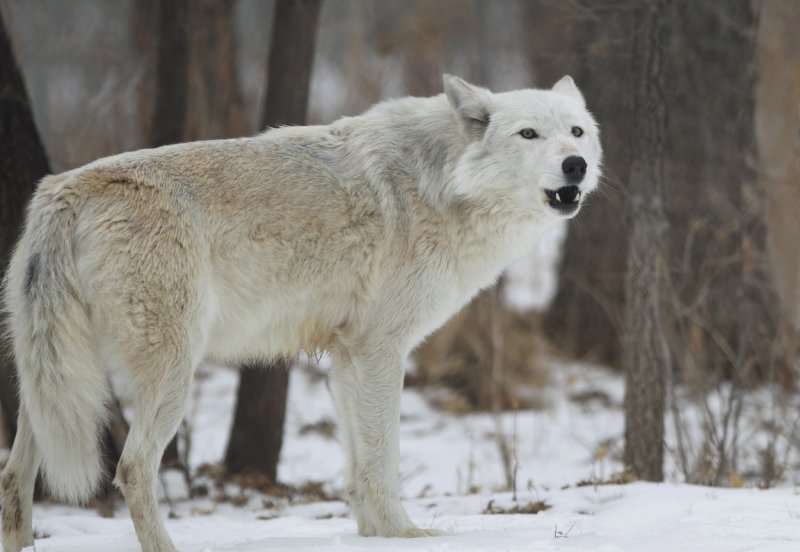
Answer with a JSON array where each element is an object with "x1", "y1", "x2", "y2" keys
[
  {"x1": 329, "y1": 360, "x2": 377, "y2": 536},
  {"x1": 347, "y1": 346, "x2": 443, "y2": 538}
]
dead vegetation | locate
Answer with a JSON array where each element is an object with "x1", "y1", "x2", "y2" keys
[
  {"x1": 413, "y1": 286, "x2": 553, "y2": 412},
  {"x1": 483, "y1": 499, "x2": 550, "y2": 515},
  {"x1": 191, "y1": 463, "x2": 336, "y2": 506},
  {"x1": 575, "y1": 471, "x2": 637, "y2": 489}
]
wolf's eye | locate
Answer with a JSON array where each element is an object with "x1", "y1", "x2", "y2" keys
[
  {"x1": 571, "y1": 126, "x2": 584, "y2": 137},
  {"x1": 519, "y1": 128, "x2": 538, "y2": 139}
]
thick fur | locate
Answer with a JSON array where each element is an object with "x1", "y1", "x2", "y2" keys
[{"x1": 1, "y1": 75, "x2": 601, "y2": 552}]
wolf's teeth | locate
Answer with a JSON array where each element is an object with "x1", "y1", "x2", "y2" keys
[
  {"x1": 574, "y1": 191, "x2": 581, "y2": 202},
  {"x1": 555, "y1": 192, "x2": 561, "y2": 202}
]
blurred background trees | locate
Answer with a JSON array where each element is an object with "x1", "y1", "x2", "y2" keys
[{"x1": 0, "y1": 0, "x2": 798, "y2": 490}]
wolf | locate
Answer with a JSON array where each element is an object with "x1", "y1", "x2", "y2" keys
[{"x1": 0, "y1": 74, "x2": 601, "y2": 552}]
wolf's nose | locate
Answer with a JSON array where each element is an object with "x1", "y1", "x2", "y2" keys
[{"x1": 562, "y1": 155, "x2": 587, "y2": 183}]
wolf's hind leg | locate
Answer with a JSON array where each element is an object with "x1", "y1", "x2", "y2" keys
[
  {"x1": 114, "y1": 347, "x2": 196, "y2": 552},
  {"x1": 1, "y1": 407, "x2": 42, "y2": 552}
]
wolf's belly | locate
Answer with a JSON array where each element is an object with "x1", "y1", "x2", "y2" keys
[{"x1": 203, "y1": 274, "x2": 354, "y2": 363}]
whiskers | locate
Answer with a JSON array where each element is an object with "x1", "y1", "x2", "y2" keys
[{"x1": 597, "y1": 174, "x2": 625, "y2": 196}]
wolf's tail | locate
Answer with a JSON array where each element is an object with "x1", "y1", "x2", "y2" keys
[{"x1": 3, "y1": 175, "x2": 111, "y2": 503}]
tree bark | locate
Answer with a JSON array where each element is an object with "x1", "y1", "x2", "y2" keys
[
  {"x1": 225, "y1": 359, "x2": 290, "y2": 480},
  {"x1": 224, "y1": 0, "x2": 322, "y2": 481},
  {"x1": 622, "y1": 0, "x2": 670, "y2": 482},
  {"x1": 150, "y1": 0, "x2": 188, "y2": 146},
  {"x1": 259, "y1": 0, "x2": 321, "y2": 130},
  {"x1": 184, "y1": 0, "x2": 249, "y2": 141},
  {"x1": 0, "y1": 10, "x2": 51, "y2": 445},
  {"x1": 755, "y1": 0, "x2": 800, "y2": 384}
]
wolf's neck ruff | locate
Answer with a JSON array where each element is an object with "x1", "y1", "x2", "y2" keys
[{"x1": 334, "y1": 93, "x2": 548, "y2": 265}]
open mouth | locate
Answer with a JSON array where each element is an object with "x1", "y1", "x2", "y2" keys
[{"x1": 544, "y1": 185, "x2": 582, "y2": 214}]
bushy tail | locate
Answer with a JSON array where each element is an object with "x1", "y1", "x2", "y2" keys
[{"x1": 4, "y1": 176, "x2": 111, "y2": 503}]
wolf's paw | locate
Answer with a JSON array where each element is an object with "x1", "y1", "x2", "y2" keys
[
  {"x1": 356, "y1": 516, "x2": 378, "y2": 537},
  {"x1": 1, "y1": 531, "x2": 34, "y2": 552},
  {"x1": 396, "y1": 526, "x2": 447, "y2": 538}
]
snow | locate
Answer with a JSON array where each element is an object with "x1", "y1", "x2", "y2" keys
[
  {"x1": 10, "y1": 360, "x2": 800, "y2": 551},
  {"x1": 21, "y1": 483, "x2": 800, "y2": 551}
]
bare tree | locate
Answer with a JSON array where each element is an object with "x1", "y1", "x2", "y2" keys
[
  {"x1": 224, "y1": 0, "x2": 322, "y2": 481},
  {"x1": 0, "y1": 9, "x2": 50, "y2": 445},
  {"x1": 622, "y1": 0, "x2": 670, "y2": 482}
]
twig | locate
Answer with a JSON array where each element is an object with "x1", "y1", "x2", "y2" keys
[
  {"x1": 554, "y1": 520, "x2": 576, "y2": 539},
  {"x1": 490, "y1": 285, "x2": 514, "y2": 491}
]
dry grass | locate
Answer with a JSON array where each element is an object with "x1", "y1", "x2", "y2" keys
[
  {"x1": 483, "y1": 499, "x2": 550, "y2": 515},
  {"x1": 192, "y1": 463, "x2": 336, "y2": 505}
]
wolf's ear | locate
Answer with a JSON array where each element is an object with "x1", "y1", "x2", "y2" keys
[
  {"x1": 444, "y1": 74, "x2": 493, "y2": 140},
  {"x1": 552, "y1": 75, "x2": 585, "y2": 106}
]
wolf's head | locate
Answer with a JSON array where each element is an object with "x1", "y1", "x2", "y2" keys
[{"x1": 444, "y1": 75, "x2": 602, "y2": 220}]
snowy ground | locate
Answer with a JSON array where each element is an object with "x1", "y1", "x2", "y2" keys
[
  {"x1": 26, "y1": 483, "x2": 800, "y2": 552},
  {"x1": 10, "y1": 359, "x2": 800, "y2": 551}
]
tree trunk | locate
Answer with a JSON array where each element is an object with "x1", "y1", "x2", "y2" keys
[
  {"x1": 259, "y1": 0, "x2": 321, "y2": 130},
  {"x1": 755, "y1": 0, "x2": 800, "y2": 383},
  {"x1": 0, "y1": 10, "x2": 51, "y2": 445},
  {"x1": 622, "y1": 0, "x2": 670, "y2": 482},
  {"x1": 225, "y1": 360, "x2": 290, "y2": 480},
  {"x1": 224, "y1": 0, "x2": 322, "y2": 481},
  {"x1": 150, "y1": 0, "x2": 188, "y2": 147},
  {"x1": 184, "y1": 0, "x2": 249, "y2": 141}
]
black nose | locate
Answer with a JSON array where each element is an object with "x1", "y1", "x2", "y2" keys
[{"x1": 562, "y1": 155, "x2": 587, "y2": 183}]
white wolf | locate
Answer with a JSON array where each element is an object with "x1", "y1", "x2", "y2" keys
[{"x1": 1, "y1": 75, "x2": 601, "y2": 552}]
